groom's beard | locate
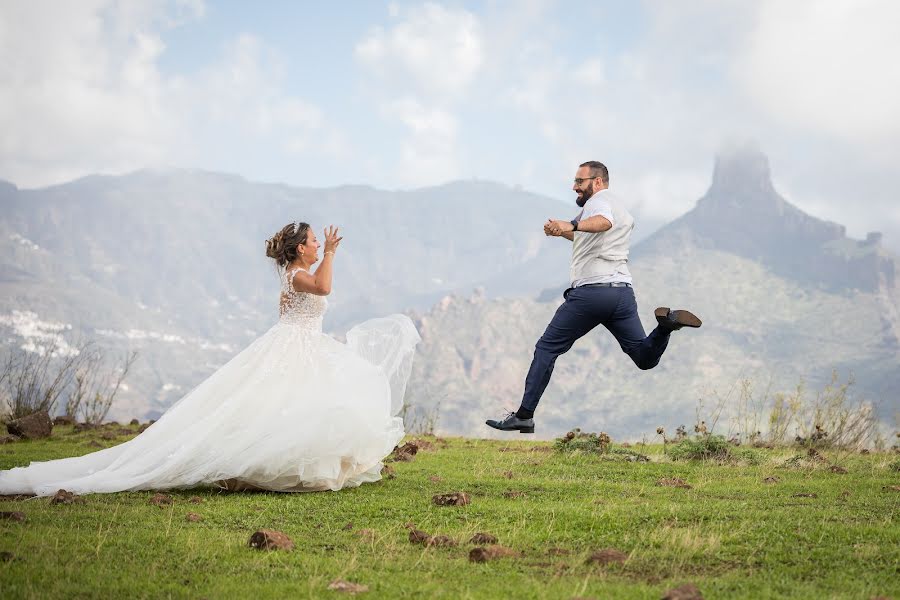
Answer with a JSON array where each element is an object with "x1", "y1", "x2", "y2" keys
[{"x1": 576, "y1": 186, "x2": 595, "y2": 207}]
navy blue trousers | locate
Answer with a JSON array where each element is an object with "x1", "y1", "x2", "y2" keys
[{"x1": 520, "y1": 285, "x2": 670, "y2": 413}]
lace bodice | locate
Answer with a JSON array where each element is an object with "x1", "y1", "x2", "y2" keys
[{"x1": 279, "y1": 266, "x2": 327, "y2": 330}]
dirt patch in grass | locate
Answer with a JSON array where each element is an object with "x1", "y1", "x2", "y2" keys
[
  {"x1": 586, "y1": 548, "x2": 628, "y2": 566},
  {"x1": 327, "y1": 579, "x2": 369, "y2": 594},
  {"x1": 656, "y1": 477, "x2": 692, "y2": 489}
]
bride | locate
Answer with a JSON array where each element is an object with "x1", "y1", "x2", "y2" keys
[{"x1": 0, "y1": 222, "x2": 420, "y2": 496}]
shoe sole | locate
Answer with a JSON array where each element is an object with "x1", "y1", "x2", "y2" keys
[{"x1": 655, "y1": 307, "x2": 702, "y2": 328}]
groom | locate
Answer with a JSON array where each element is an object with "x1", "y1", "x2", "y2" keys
[{"x1": 487, "y1": 161, "x2": 702, "y2": 434}]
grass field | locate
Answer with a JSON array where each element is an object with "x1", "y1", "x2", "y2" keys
[{"x1": 1, "y1": 424, "x2": 898, "y2": 599}]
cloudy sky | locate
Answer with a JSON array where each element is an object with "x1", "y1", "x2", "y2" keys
[{"x1": 2, "y1": 0, "x2": 899, "y2": 249}]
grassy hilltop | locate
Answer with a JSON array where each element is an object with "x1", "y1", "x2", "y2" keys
[{"x1": 1, "y1": 425, "x2": 898, "y2": 599}]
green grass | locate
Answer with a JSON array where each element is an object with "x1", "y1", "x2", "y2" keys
[{"x1": 1, "y1": 425, "x2": 898, "y2": 599}]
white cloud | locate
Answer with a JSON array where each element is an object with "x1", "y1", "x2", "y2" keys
[
  {"x1": 355, "y1": 3, "x2": 484, "y2": 185},
  {"x1": 355, "y1": 2, "x2": 483, "y2": 99},
  {"x1": 0, "y1": 0, "x2": 344, "y2": 188},
  {"x1": 737, "y1": 0, "x2": 900, "y2": 145}
]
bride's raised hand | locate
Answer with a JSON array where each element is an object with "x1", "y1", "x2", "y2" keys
[{"x1": 324, "y1": 225, "x2": 343, "y2": 255}]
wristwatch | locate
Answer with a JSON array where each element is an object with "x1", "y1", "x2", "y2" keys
[{"x1": 570, "y1": 219, "x2": 579, "y2": 232}]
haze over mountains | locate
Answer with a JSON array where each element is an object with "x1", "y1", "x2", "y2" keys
[{"x1": 1, "y1": 149, "x2": 897, "y2": 438}]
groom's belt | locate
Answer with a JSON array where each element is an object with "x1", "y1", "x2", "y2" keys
[{"x1": 579, "y1": 282, "x2": 632, "y2": 288}]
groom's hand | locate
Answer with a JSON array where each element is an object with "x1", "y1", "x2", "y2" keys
[
  {"x1": 545, "y1": 219, "x2": 574, "y2": 236},
  {"x1": 543, "y1": 220, "x2": 556, "y2": 236}
]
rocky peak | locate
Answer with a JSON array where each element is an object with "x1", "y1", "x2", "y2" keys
[
  {"x1": 709, "y1": 144, "x2": 777, "y2": 198},
  {"x1": 636, "y1": 145, "x2": 895, "y2": 292}
]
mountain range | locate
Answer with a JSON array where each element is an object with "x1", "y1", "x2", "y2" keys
[{"x1": 1, "y1": 148, "x2": 897, "y2": 439}]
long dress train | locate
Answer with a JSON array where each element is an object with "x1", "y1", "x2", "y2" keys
[{"x1": 0, "y1": 266, "x2": 420, "y2": 496}]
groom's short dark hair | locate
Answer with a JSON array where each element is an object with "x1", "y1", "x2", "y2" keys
[{"x1": 580, "y1": 161, "x2": 609, "y2": 184}]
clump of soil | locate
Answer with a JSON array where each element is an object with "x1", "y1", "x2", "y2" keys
[
  {"x1": 656, "y1": 477, "x2": 692, "y2": 489},
  {"x1": 149, "y1": 493, "x2": 173, "y2": 507},
  {"x1": 469, "y1": 545, "x2": 520, "y2": 562},
  {"x1": 469, "y1": 532, "x2": 498, "y2": 545},
  {"x1": 248, "y1": 529, "x2": 294, "y2": 551},
  {"x1": 432, "y1": 492, "x2": 470, "y2": 506},
  {"x1": 50, "y1": 489, "x2": 85, "y2": 505}
]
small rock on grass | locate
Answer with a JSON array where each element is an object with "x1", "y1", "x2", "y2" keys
[
  {"x1": 248, "y1": 529, "x2": 294, "y2": 551},
  {"x1": 186, "y1": 512, "x2": 202, "y2": 522},
  {"x1": 188, "y1": 496, "x2": 204, "y2": 504},
  {"x1": 763, "y1": 476, "x2": 780, "y2": 484},
  {"x1": 432, "y1": 492, "x2": 470, "y2": 506},
  {"x1": 469, "y1": 532, "x2": 498, "y2": 545},
  {"x1": 150, "y1": 493, "x2": 173, "y2": 507},
  {"x1": 468, "y1": 545, "x2": 519, "y2": 563},
  {"x1": 0, "y1": 511, "x2": 26, "y2": 522},
  {"x1": 327, "y1": 579, "x2": 369, "y2": 594},
  {"x1": 0, "y1": 551, "x2": 14, "y2": 562},
  {"x1": 586, "y1": 548, "x2": 628, "y2": 566},
  {"x1": 662, "y1": 583, "x2": 704, "y2": 599},
  {"x1": 50, "y1": 489, "x2": 85, "y2": 505}
]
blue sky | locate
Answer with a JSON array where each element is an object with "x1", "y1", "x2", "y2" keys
[{"x1": 2, "y1": 1, "x2": 899, "y2": 248}]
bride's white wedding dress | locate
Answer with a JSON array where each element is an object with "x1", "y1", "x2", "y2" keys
[{"x1": 0, "y1": 266, "x2": 420, "y2": 496}]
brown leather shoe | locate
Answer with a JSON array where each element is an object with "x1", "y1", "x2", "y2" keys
[{"x1": 655, "y1": 307, "x2": 702, "y2": 331}]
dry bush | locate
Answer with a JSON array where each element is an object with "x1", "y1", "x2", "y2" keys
[
  {"x1": 722, "y1": 371, "x2": 879, "y2": 451},
  {"x1": 0, "y1": 340, "x2": 88, "y2": 419},
  {"x1": 65, "y1": 346, "x2": 138, "y2": 425}
]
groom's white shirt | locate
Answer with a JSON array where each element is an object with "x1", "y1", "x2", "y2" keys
[{"x1": 570, "y1": 188, "x2": 634, "y2": 287}]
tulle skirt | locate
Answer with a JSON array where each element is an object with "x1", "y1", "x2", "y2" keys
[{"x1": 0, "y1": 315, "x2": 420, "y2": 496}]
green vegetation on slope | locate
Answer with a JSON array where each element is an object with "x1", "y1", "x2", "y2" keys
[{"x1": 1, "y1": 426, "x2": 898, "y2": 599}]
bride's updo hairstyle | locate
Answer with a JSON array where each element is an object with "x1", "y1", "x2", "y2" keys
[{"x1": 265, "y1": 222, "x2": 311, "y2": 267}]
